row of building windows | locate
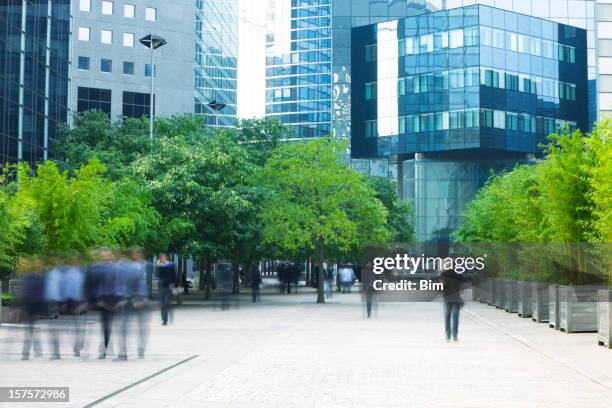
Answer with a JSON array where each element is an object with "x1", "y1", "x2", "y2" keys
[
  {"x1": 77, "y1": 56, "x2": 153, "y2": 77},
  {"x1": 365, "y1": 110, "x2": 576, "y2": 137},
  {"x1": 78, "y1": 28, "x2": 140, "y2": 47},
  {"x1": 77, "y1": 86, "x2": 152, "y2": 118},
  {"x1": 364, "y1": 68, "x2": 576, "y2": 101},
  {"x1": 79, "y1": 0, "x2": 156, "y2": 21},
  {"x1": 365, "y1": 26, "x2": 575, "y2": 64}
]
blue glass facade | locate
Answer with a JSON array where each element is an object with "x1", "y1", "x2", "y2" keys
[
  {"x1": 351, "y1": 6, "x2": 588, "y2": 242},
  {"x1": 0, "y1": 0, "x2": 71, "y2": 165},
  {"x1": 195, "y1": 0, "x2": 238, "y2": 127},
  {"x1": 265, "y1": 0, "x2": 332, "y2": 139},
  {"x1": 352, "y1": 5, "x2": 588, "y2": 158}
]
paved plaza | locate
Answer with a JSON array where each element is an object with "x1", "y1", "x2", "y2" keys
[{"x1": 1, "y1": 290, "x2": 612, "y2": 407}]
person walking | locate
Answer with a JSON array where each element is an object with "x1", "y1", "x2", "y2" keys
[
  {"x1": 251, "y1": 264, "x2": 262, "y2": 303},
  {"x1": 20, "y1": 258, "x2": 45, "y2": 360},
  {"x1": 156, "y1": 253, "x2": 176, "y2": 325},
  {"x1": 440, "y1": 266, "x2": 464, "y2": 342}
]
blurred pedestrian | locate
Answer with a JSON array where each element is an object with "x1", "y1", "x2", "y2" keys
[
  {"x1": 86, "y1": 248, "x2": 117, "y2": 359},
  {"x1": 440, "y1": 266, "x2": 464, "y2": 341},
  {"x1": 61, "y1": 256, "x2": 86, "y2": 357},
  {"x1": 128, "y1": 248, "x2": 151, "y2": 358},
  {"x1": 44, "y1": 257, "x2": 63, "y2": 360},
  {"x1": 20, "y1": 257, "x2": 45, "y2": 360},
  {"x1": 338, "y1": 265, "x2": 355, "y2": 293},
  {"x1": 251, "y1": 264, "x2": 262, "y2": 303},
  {"x1": 156, "y1": 253, "x2": 176, "y2": 325}
]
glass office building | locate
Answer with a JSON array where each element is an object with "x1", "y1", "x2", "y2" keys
[
  {"x1": 351, "y1": 5, "x2": 588, "y2": 242},
  {"x1": 265, "y1": 0, "x2": 333, "y2": 139},
  {"x1": 0, "y1": 0, "x2": 71, "y2": 165},
  {"x1": 195, "y1": 0, "x2": 239, "y2": 127}
]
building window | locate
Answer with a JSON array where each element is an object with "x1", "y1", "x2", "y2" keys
[
  {"x1": 79, "y1": 0, "x2": 90, "y2": 12},
  {"x1": 78, "y1": 26, "x2": 90, "y2": 41},
  {"x1": 145, "y1": 7, "x2": 157, "y2": 21},
  {"x1": 398, "y1": 39, "x2": 405, "y2": 57},
  {"x1": 145, "y1": 64, "x2": 153, "y2": 77},
  {"x1": 365, "y1": 120, "x2": 377, "y2": 138},
  {"x1": 102, "y1": 1, "x2": 113, "y2": 15},
  {"x1": 465, "y1": 109, "x2": 479, "y2": 127},
  {"x1": 449, "y1": 111, "x2": 464, "y2": 129},
  {"x1": 365, "y1": 82, "x2": 377, "y2": 100},
  {"x1": 77, "y1": 87, "x2": 111, "y2": 116},
  {"x1": 124, "y1": 4, "x2": 135, "y2": 18},
  {"x1": 449, "y1": 29, "x2": 463, "y2": 48},
  {"x1": 398, "y1": 78, "x2": 406, "y2": 96},
  {"x1": 77, "y1": 56, "x2": 90, "y2": 70},
  {"x1": 365, "y1": 44, "x2": 376, "y2": 62},
  {"x1": 101, "y1": 59, "x2": 112, "y2": 73},
  {"x1": 123, "y1": 33, "x2": 134, "y2": 47},
  {"x1": 123, "y1": 91, "x2": 153, "y2": 118},
  {"x1": 123, "y1": 62, "x2": 135, "y2": 75},
  {"x1": 493, "y1": 110, "x2": 506, "y2": 129},
  {"x1": 101, "y1": 30, "x2": 113, "y2": 44}
]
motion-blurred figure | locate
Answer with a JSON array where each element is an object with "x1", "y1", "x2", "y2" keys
[
  {"x1": 251, "y1": 264, "x2": 261, "y2": 303},
  {"x1": 440, "y1": 267, "x2": 464, "y2": 341},
  {"x1": 62, "y1": 256, "x2": 86, "y2": 357},
  {"x1": 129, "y1": 248, "x2": 151, "y2": 358},
  {"x1": 156, "y1": 253, "x2": 176, "y2": 325},
  {"x1": 45, "y1": 258, "x2": 63, "y2": 360},
  {"x1": 217, "y1": 263, "x2": 233, "y2": 310},
  {"x1": 338, "y1": 265, "x2": 356, "y2": 293},
  {"x1": 86, "y1": 248, "x2": 117, "y2": 359},
  {"x1": 362, "y1": 261, "x2": 376, "y2": 318},
  {"x1": 20, "y1": 258, "x2": 45, "y2": 360}
]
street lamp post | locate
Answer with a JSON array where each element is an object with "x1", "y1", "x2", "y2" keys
[{"x1": 139, "y1": 34, "x2": 167, "y2": 142}]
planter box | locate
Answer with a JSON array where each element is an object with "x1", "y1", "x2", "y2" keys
[
  {"x1": 482, "y1": 279, "x2": 494, "y2": 305},
  {"x1": 598, "y1": 290, "x2": 612, "y2": 348},
  {"x1": 531, "y1": 283, "x2": 550, "y2": 323},
  {"x1": 471, "y1": 277, "x2": 479, "y2": 301},
  {"x1": 559, "y1": 285, "x2": 602, "y2": 333},
  {"x1": 8, "y1": 279, "x2": 23, "y2": 297},
  {"x1": 517, "y1": 281, "x2": 532, "y2": 317},
  {"x1": 549, "y1": 285, "x2": 560, "y2": 329},
  {"x1": 504, "y1": 279, "x2": 518, "y2": 313},
  {"x1": 494, "y1": 278, "x2": 505, "y2": 309}
]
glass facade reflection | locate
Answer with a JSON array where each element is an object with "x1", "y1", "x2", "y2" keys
[
  {"x1": 0, "y1": 0, "x2": 71, "y2": 165},
  {"x1": 351, "y1": 5, "x2": 588, "y2": 242},
  {"x1": 195, "y1": 0, "x2": 239, "y2": 127},
  {"x1": 265, "y1": 0, "x2": 332, "y2": 139}
]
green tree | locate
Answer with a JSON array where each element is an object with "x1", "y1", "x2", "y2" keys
[
  {"x1": 366, "y1": 176, "x2": 415, "y2": 243},
  {"x1": 53, "y1": 111, "x2": 150, "y2": 180},
  {"x1": 260, "y1": 137, "x2": 390, "y2": 303}
]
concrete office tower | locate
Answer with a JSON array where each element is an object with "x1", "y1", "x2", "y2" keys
[
  {"x1": 351, "y1": 5, "x2": 588, "y2": 243},
  {"x1": 0, "y1": 0, "x2": 71, "y2": 165},
  {"x1": 194, "y1": 0, "x2": 239, "y2": 127},
  {"x1": 71, "y1": 0, "x2": 195, "y2": 120}
]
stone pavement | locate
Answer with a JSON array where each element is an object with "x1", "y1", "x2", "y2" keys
[{"x1": 1, "y1": 291, "x2": 612, "y2": 407}]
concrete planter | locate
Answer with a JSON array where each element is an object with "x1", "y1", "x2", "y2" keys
[
  {"x1": 494, "y1": 278, "x2": 505, "y2": 309},
  {"x1": 504, "y1": 279, "x2": 518, "y2": 313},
  {"x1": 517, "y1": 281, "x2": 532, "y2": 317},
  {"x1": 471, "y1": 277, "x2": 479, "y2": 301},
  {"x1": 8, "y1": 279, "x2": 23, "y2": 297},
  {"x1": 598, "y1": 290, "x2": 612, "y2": 348},
  {"x1": 531, "y1": 282, "x2": 550, "y2": 323},
  {"x1": 482, "y1": 279, "x2": 494, "y2": 304},
  {"x1": 559, "y1": 285, "x2": 602, "y2": 333},
  {"x1": 549, "y1": 284, "x2": 560, "y2": 329}
]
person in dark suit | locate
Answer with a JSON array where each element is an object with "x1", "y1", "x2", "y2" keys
[
  {"x1": 156, "y1": 253, "x2": 176, "y2": 325},
  {"x1": 440, "y1": 267, "x2": 464, "y2": 341}
]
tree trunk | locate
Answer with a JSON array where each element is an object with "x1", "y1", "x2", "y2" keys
[
  {"x1": 316, "y1": 241, "x2": 325, "y2": 303},
  {"x1": 204, "y1": 260, "x2": 212, "y2": 300}
]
